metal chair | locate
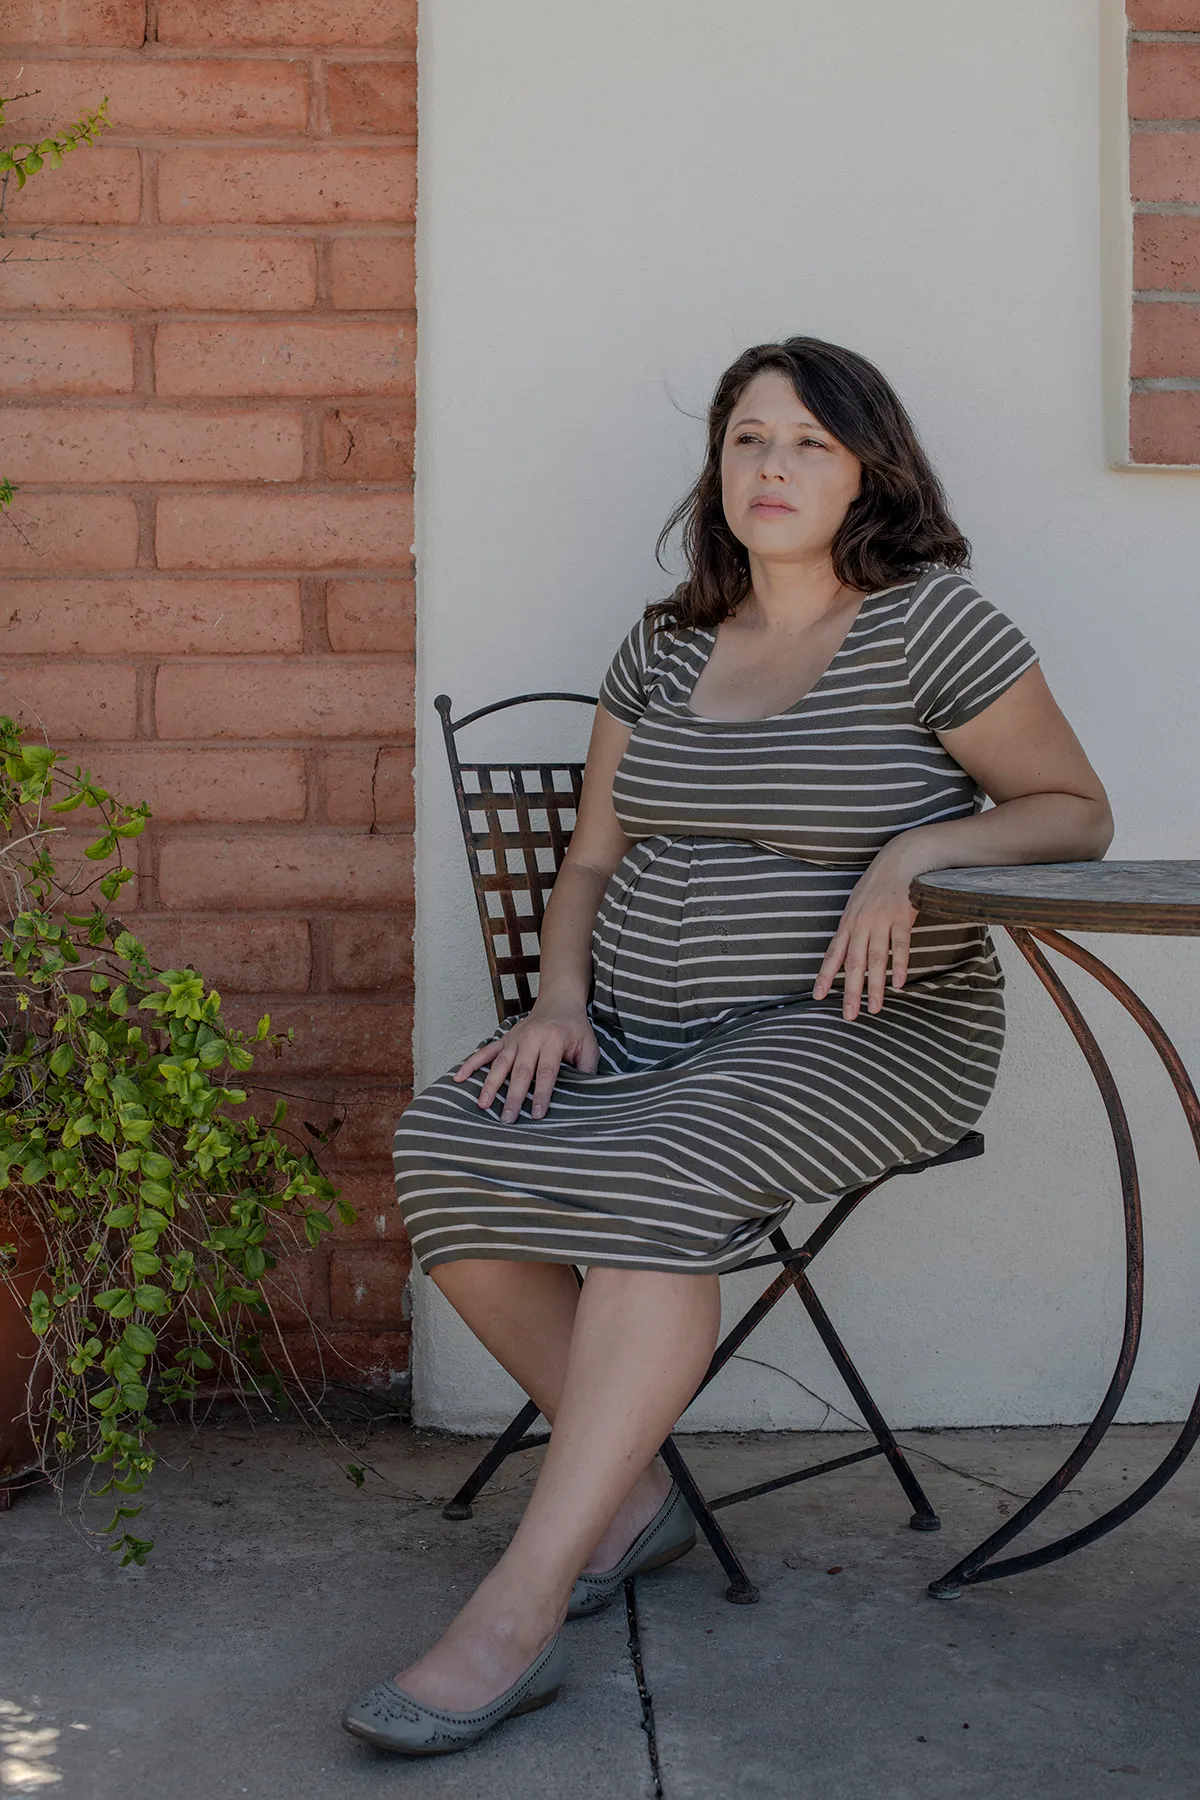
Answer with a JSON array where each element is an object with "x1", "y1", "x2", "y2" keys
[{"x1": 432, "y1": 690, "x2": 984, "y2": 1603}]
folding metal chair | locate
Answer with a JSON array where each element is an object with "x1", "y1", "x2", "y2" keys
[{"x1": 432, "y1": 690, "x2": 984, "y2": 1603}]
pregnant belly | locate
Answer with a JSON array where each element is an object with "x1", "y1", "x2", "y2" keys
[{"x1": 591, "y1": 837, "x2": 858, "y2": 1042}]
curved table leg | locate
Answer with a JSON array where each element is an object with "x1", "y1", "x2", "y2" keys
[{"x1": 929, "y1": 925, "x2": 1147, "y2": 1597}]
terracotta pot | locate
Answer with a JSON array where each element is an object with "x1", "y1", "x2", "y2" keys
[{"x1": 0, "y1": 1193, "x2": 50, "y2": 1503}]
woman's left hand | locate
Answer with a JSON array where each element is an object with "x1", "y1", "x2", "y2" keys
[{"x1": 813, "y1": 835, "x2": 929, "y2": 1021}]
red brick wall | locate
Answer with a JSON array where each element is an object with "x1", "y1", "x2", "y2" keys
[
  {"x1": 0, "y1": 0, "x2": 417, "y2": 1388},
  {"x1": 1128, "y1": 0, "x2": 1200, "y2": 463}
]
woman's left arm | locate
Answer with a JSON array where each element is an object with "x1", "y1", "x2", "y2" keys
[{"x1": 814, "y1": 666, "x2": 1113, "y2": 1020}]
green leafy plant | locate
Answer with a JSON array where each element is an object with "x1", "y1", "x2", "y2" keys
[
  {"x1": 0, "y1": 91, "x2": 110, "y2": 203},
  {"x1": 0, "y1": 720, "x2": 354, "y2": 1564}
]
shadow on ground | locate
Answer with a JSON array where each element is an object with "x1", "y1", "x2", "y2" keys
[{"x1": 2, "y1": 1422, "x2": 1197, "y2": 1798}]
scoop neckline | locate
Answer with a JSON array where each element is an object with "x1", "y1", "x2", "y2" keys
[{"x1": 681, "y1": 581, "x2": 900, "y2": 724}]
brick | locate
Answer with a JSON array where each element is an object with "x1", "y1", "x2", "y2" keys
[
  {"x1": 329, "y1": 1247, "x2": 409, "y2": 1326},
  {"x1": 158, "y1": 0, "x2": 416, "y2": 49},
  {"x1": 326, "y1": 60, "x2": 416, "y2": 136},
  {"x1": 2, "y1": 148, "x2": 141, "y2": 224},
  {"x1": 156, "y1": 656, "x2": 413, "y2": 739},
  {"x1": 158, "y1": 147, "x2": 415, "y2": 226},
  {"x1": 268, "y1": 1325, "x2": 410, "y2": 1389},
  {"x1": 48, "y1": 831, "x2": 139, "y2": 910},
  {"x1": 155, "y1": 321, "x2": 413, "y2": 398},
  {"x1": 0, "y1": 408, "x2": 304, "y2": 484},
  {"x1": 1, "y1": 322, "x2": 132, "y2": 395},
  {"x1": 79, "y1": 747, "x2": 307, "y2": 821},
  {"x1": 329, "y1": 236, "x2": 414, "y2": 310},
  {"x1": 1130, "y1": 131, "x2": 1200, "y2": 203},
  {"x1": 259, "y1": 1249, "x2": 324, "y2": 1330},
  {"x1": 1131, "y1": 300, "x2": 1200, "y2": 375},
  {"x1": 0, "y1": 233, "x2": 318, "y2": 312},
  {"x1": 0, "y1": 579, "x2": 302, "y2": 654},
  {"x1": 324, "y1": 747, "x2": 414, "y2": 826},
  {"x1": 6, "y1": 58, "x2": 309, "y2": 136},
  {"x1": 243, "y1": 1080, "x2": 406, "y2": 1164},
  {"x1": 326, "y1": 579, "x2": 414, "y2": 653},
  {"x1": 0, "y1": 493, "x2": 139, "y2": 570},
  {"x1": 323, "y1": 405, "x2": 413, "y2": 481},
  {"x1": 221, "y1": 999, "x2": 412, "y2": 1078},
  {"x1": 330, "y1": 915, "x2": 413, "y2": 991},
  {"x1": 0, "y1": 1, "x2": 145, "y2": 45},
  {"x1": 156, "y1": 492, "x2": 414, "y2": 571},
  {"x1": 130, "y1": 915, "x2": 312, "y2": 990},
  {"x1": 1129, "y1": 43, "x2": 1200, "y2": 120},
  {"x1": 1128, "y1": 0, "x2": 1200, "y2": 25},
  {"x1": 325, "y1": 1167, "x2": 406, "y2": 1241},
  {"x1": 1135, "y1": 213, "x2": 1200, "y2": 291},
  {"x1": 0, "y1": 661, "x2": 136, "y2": 739},
  {"x1": 1130, "y1": 389, "x2": 1200, "y2": 462},
  {"x1": 158, "y1": 829, "x2": 412, "y2": 908}
]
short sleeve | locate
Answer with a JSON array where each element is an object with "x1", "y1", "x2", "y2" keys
[
  {"x1": 905, "y1": 570, "x2": 1038, "y2": 733},
  {"x1": 597, "y1": 614, "x2": 661, "y2": 728}
]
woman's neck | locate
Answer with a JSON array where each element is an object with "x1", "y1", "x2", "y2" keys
[{"x1": 737, "y1": 552, "x2": 858, "y2": 635}]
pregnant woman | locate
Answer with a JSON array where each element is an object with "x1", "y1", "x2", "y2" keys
[{"x1": 343, "y1": 337, "x2": 1112, "y2": 1756}]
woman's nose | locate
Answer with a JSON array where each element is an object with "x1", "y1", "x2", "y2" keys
[{"x1": 758, "y1": 441, "x2": 790, "y2": 479}]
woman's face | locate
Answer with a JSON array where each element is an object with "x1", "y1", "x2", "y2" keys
[{"x1": 720, "y1": 369, "x2": 863, "y2": 573}]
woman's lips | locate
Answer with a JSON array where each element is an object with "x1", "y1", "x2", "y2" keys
[{"x1": 749, "y1": 500, "x2": 795, "y2": 514}]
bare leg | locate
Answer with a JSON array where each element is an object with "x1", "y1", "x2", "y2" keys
[
  {"x1": 433, "y1": 1259, "x2": 674, "y2": 1568},
  {"x1": 402, "y1": 1267, "x2": 720, "y2": 1710}
]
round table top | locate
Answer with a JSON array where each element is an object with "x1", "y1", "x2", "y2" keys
[{"x1": 911, "y1": 860, "x2": 1200, "y2": 936}]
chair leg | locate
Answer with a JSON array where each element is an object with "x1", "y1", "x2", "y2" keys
[
  {"x1": 659, "y1": 1436, "x2": 760, "y2": 1605},
  {"x1": 792, "y1": 1272, "x2": 941, "y2": 1532},
  {"x1": 442, "y1": 1397, "x2": 544, "y2": 1520}
]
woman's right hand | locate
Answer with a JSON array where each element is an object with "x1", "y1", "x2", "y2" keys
[{"x1": 454, "y1": 1002, "x2": 601, "y2": 1124}]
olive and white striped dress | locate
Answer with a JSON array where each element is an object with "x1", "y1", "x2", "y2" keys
[{"x1": 395, "y1": 568, "x2": 1037, "y2": 1274}]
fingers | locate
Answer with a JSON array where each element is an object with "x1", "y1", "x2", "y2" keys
[
  {"x1": 454, "y1": 1038, "x2": 503, "y2": 1081},
  {"x1": 530, "y1": 1050, "x2": 563, "y2": 1121},
  {"x1": 866, "y1": 932, "x2": 890, "y2": 1016},
  {"x1": 498, "y1": 1049, "x2": 540, "y2": 1124},
  {"x1": 841, "y1": 929, "x2": 869, "y2": 1021},
  {"x1": 812, "y1": 927, "x2": 849, "y2": 1001},
  {"x1": 890, "y1": 916, "x2": 912, "y2": 992}
]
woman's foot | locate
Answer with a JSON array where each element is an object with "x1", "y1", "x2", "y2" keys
[
  {"x1": 583, "y1": 1463, "x2": 674, "y2": 1573},
  {"x1": 394, "y1": 1569, "x2": 563, "y2": 1713}
]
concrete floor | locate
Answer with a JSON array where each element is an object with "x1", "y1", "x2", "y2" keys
[{"x1": 2, "y1": 1420, "x2": 1198, "y2": 1798}]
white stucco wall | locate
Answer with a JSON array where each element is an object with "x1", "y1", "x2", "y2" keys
[{"x1": 411, "y1": 0, "x2": 1200, "y2": 1434}]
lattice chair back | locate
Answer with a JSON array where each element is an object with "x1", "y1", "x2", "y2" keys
[{"x1": 435, "y1": 691, "x2": 598, "y2": 1024}]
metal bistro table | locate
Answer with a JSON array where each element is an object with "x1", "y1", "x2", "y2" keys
[{"x1": 909, "y1": 861, "x2": 1200, "y2": 1600}]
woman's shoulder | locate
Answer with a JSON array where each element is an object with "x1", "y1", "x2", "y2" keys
[{"x1": 598, "y1": 603, "x2": 705, "y2": 726}]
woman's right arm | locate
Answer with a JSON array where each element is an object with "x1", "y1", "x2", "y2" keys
[{"x1": 453, "y1": 704, "x2": 634, "y2": 1122}]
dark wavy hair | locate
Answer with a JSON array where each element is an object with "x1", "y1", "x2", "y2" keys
[{"x1": 651, "y1": 337, "x2": 970, "y2": 631}]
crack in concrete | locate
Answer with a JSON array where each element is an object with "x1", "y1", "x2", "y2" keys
[{"x1": 625, "y1": 1579, "x2": 664, "y2": 1798}]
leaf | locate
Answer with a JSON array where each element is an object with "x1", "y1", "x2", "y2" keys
[
  {"x1": 122, "y1": 1323, "x2": 157, "y2": 1356},
  {"x1": 140, "y1": 1152, "x2": 173, "y2": 1181},
  {"x1": 103, "y1": 1204, "x2": 136, "y2": 1229},
  {"x1": 29, "y1": 1290, "x2": 52, "y2": 1335},
  {"x1": 84, "y1": 833, "x2": 117, "y2": 862},
  {"x1": 130, "y1": 1251, "x2": 162, "y2": 1278},
  {"x1": 345, "y1": 1464, "x2": 366, "y2": 1490},
  {"x1": 48, "y1": 1044, "x2": 75, "y2": 1079},
  {"x1": 132, "y1": 1284, "x2": 169, "y2": 1315}
]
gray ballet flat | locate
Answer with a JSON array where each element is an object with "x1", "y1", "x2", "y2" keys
[
  {"x1": 342, "y1": 1632, "x2": 566, "y2": 1757},
  {"x1": 568, "y1": 1485, "x2": 697, "y2": 1619}
]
